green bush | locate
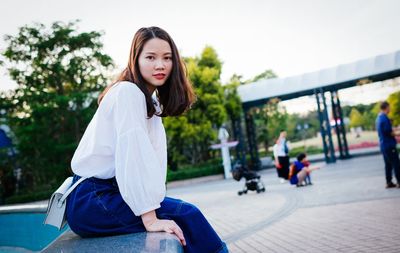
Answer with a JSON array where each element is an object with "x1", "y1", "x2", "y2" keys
[
  {"x1": 167, "y1": 159, "x2": 223, "y2": 182},
  {"x1": 5, "y1": 190, "x2": 53, "y2": 204},
  {"x1": 289, "y1": 145, "x2": 323, "y2": 157},
  {"x1": 258, "y1": 149, "x2": 273, "y2": 158}
]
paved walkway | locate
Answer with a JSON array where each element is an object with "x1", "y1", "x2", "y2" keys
[{"x1": 167, "y1": 154, "x2": 400, "y2": 253}]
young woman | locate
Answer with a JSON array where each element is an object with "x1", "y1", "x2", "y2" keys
[
  {"x1": 273, "y1": 130, "x2": 290, "y2": 183},
  {"x1": 66, "y1": 26, "x2": 228, "y2": 253}
]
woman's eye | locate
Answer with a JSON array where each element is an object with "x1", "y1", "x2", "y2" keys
[
  {"x1": 165, "y1": 56, "x2": 172, "y2": 61},
  {"x1": 146, "y1": 56, "x2": 155, "y2": 60}
]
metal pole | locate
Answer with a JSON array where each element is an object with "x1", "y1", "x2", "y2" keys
[
  {"x1": 331, "y1": 91, "x2": 344, "y2": 158},
  {"x1": 335, "y1": 91, "x2": 350, "y2": 158},
  {"x1": 315, "y1": 89, "x2": 329, "y2": 163},
  {"x1": 321, "y1": 88, "x2": 336, "y2": 163}
]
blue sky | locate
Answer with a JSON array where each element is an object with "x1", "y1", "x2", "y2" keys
[{"x1": 1, "y1": 0, "x2": 399, "y2": 112}]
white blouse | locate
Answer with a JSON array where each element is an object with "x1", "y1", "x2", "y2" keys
[
  {"x1": 273, "y1": 138, "x2": 289, "y2": 158},
  {"x1": 71, "y1": 81, "x2": 167, "y2": 216}
]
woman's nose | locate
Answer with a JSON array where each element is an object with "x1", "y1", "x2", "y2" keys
[{"x1": 155, "y1": 59, "x2": 165, "y2": 70}]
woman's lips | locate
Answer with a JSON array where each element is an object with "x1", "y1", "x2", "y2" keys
[{"x1": 153, "y1": 74, "x2": 166, "y2": 80}]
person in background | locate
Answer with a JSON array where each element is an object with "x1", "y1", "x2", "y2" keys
[
  {"x1": 289, "y1": 153, "x2": 319, "y2": 187},
  {"x1": 273, "y1": 130, "x2": 290, "y2": 183},
  {"x1": 376, "y1": 101, "x2": 400, "y2": 189}
]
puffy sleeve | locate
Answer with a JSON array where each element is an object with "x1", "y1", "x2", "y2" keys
[{"x1": 112, "y1": 83, "x2": 166, "y2": 216}]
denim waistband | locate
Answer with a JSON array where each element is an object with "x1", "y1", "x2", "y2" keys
[{"x1": 73, "y1": 174, "x2": 118, "y2": 187}]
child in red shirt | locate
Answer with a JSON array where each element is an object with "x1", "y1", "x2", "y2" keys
[{"x1": 289, "y1": 153, "x2": 319, "y2": 187}]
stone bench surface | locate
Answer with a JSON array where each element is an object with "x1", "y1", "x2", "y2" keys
[{"x1": 41, "y1": 230, "x2": 183, "y2": 253}]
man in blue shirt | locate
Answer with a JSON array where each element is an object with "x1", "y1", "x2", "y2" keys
[{"x1": 376, "y1": 101, "x2": 400, "y2": 188}]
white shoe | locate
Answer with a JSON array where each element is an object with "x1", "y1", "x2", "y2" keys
[{"x1": 280, "y1": 178, "x2": 286, "y2": 184}]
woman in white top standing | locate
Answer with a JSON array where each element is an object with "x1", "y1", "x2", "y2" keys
[
  {"x1": 66, "y1": 27, "x2": 228, "y2": 253},
  {"x1": 273, "y1": 130, "x2": 290, "y2": 183}
]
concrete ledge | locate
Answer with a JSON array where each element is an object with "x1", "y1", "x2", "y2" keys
[
  {"x1": 41, "y1": 230, "x2": 183, "y2": 253},
  {"x1": 0, "y1": 201, "x2": 47, "y2": 214}
]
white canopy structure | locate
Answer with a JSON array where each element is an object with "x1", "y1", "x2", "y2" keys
[
  {"x1": 238, "y1": 50, "x2": 400, "y2": 107},
  {"x1": 234, "y1": 50, "x2": 400, "y2": 167}
]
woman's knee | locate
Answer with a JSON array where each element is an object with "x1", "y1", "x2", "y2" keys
[{"x1": 179, "y1": 201, "x2": 201, "y2": 216}]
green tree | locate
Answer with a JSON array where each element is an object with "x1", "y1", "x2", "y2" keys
[
  {"x1": 254, "y1": 98, "x2": 288, "y2": 152},
  {"x1": 222, "y1": 74, "x2": 244, "y2": 160},
  {"x1": 246, "y1": 69, "x2": 277, "y2": 83},
  {"x1": 388, "y1": 91, "x2": 400, "y2": 126},
  {"x1": 349, "y1": 108, "x2": 364, "y2": 128},
  {"x1": 286, "y1": 111, "x2": 320, "y2": 142},
  {"x1": 164, "y1": 46, "x2": 226, "y2": 167},
  {"x1": 244, "y1": 69, "x2": 281, "y2": 151},
  {"x1": 0, "y1": 21, "x2": 113, "y2": 190},
  {"x1": 372, "y1": 102, "x2": 381, "y2": 116},
  {"x1": 224, "y1": 74, "x2": 242, "y2": 121},
  {"x1": 342, "y1": 103, "x2": 375, "y2": 118},
  {"x1": 342, "y1": 102, "x2": 380, "y2": 131},
  {"x1": 362, "y1": 110, "x2": 377, "y2": 130}
]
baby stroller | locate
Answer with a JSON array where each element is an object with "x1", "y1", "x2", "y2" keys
[{"x1": 231, "y1": 160, "x2": 266, "y2": 195}]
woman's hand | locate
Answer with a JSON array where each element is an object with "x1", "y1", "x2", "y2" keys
[
  {"x1": 141, "y1": 210, "x2": 186, "y2": 246},
  {"x1": 145, "y1": 219, "x2": 186, "y2": 246}
]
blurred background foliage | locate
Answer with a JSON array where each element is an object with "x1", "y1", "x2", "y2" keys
[{"x1": 0, "y1": 21, "x2": 399, "y2": 204}]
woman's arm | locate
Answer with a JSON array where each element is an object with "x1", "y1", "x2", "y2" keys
[
  {"x1": 112, "y1": 84, "x2": 166, "y2": 214},
  {"x1": 141, "y1": 210, "x2": 186, "y2": 246},
  {"x1": 110, "y1": 84, "x2": 185, "y2": 246},
  {"x1": 273, "y1": 145, "x2": 281, "y2": 168}
]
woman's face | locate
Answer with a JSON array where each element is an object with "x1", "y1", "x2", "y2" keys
[{"x1": 138, "y1": 38, "x2": 173, "y2": 93}]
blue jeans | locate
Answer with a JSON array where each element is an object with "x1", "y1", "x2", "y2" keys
[
  {"x1": 382, "y1": 147, "x2": 400, "y2": 184},
  {"x1": 66, "y1": 175, "x2": 228, "y2": 253}
]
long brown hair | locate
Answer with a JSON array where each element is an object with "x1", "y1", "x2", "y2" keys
[{"x1": 98, "y1": 27, "x2": 195, "y2": 117}]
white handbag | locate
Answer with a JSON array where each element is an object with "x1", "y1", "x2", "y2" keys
[{"x1": 44, "y1": 176, "x2": 86, "y2": 230}]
